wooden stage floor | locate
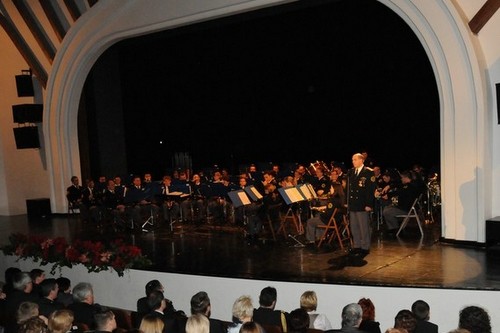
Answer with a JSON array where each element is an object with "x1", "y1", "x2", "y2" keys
[{"x1": 1, "y1": 212, "x2": 499, "y2": 291}]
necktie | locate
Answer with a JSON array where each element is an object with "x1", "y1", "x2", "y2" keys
[{"x1": 355, "y1": 169, "x2": 359, "y2": 176}]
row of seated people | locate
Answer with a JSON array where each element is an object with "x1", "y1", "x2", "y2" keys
[
  {"x1": 66, "y1": 159, "x2": 436, "y2": 240},
  {"x1": 65, "y1": 165, "x2": 347, "y2": 235},
  {"x1": 2, "y1": 266, "x2": 489, "y2": 333}
]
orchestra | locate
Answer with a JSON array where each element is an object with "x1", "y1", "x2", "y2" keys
[{"x1": 72, "y1": 158, "x2": 440, "y2": 245}]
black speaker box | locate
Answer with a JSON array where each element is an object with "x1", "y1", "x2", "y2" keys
[
  {"x1": 13, "y1": 126, "x2": 40, "y2": 149},
  {"x1": 15, "y1": 75, "x2": 34, "y2": 97},
  {"x1": 26, "y1": 198, "x2": 51, "y2": 219},
  {"x1": 12, "y1": 104, "x2": 43, "y2": 123}
]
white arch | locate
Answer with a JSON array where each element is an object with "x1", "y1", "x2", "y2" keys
[{"x1": 44, "y1": 0, "x2": 490, "y2": 241}]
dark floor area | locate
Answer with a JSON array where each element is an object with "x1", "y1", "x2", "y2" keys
[{"x1": 1, "y1": 211, "x2": 500, "y2": 290}]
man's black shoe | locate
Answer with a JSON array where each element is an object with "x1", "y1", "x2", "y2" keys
[{"x1": 360, "y1": 249, "x2": 370, "y2": 257}]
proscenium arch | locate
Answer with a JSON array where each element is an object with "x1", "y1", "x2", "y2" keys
[{"x1": 44, "y1": 0, "x2": 488, "y2": 242}]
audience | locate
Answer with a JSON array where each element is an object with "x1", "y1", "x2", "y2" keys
[
  {"x1": 17, "y1": 316, "x2": 48, "y2": 333},
  {"x1": 67, "y1": 282, "x2": 103, "y2": 330},
  {"x1": 458, "y1": 305, "x2": 491, "y2": 333},
  {"x1": 253, "y1": 286, "x2": 289, "y2": 332},
  {"x1": 94, "y1": 310, "x2": 118, "y2": 333},
  {"x1": 47, "y1": 309, "x2": 75, "y2": 333},
  {"x1": 411, "y1": 300, "x2": 437, "y2": 333},
  {"x1": 29, "y1": 269, "x2": 46, "y2": 297},
  {"x1": 55, "y1": 277, "x2": 73, "y2": 307},
  {"x1": 329, "y1": 303, "x2": 366, "y2": 333},
  {"x1": 186, "y1": 313, "x2": 210, "y2": 333},
  {"x1": 288, "y1": 308, "x2": 309, "y2": 333},
  {"x1": 227, "y1": 295, "x2": 254, "y2": 333},
  {"x1": 394, "y1": 310, "x2": 417, "y2": 333},
  {"x1": 37, "y1": 278, "x2": 65, "y2": 318},
  {"x1": 358, "y1": 298, "x2": 381, "y2": 333},
  {"x1": 239, "y1": 321, "x2": 264, "y2": 333},
  {"x1": 140, "y1": 313, "x2": 165, "y2": 333},
  {"x1": 299, "y1": 290, "x2": 332, "y2": 330}
]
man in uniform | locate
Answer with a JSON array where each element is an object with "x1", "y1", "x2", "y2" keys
[{"x1": 347, "y1": 153, "x2": 377, "y2": 258}]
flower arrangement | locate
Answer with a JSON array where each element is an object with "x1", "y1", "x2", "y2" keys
[{"x1": 0, "y1": 233, "x2": 152, "y2": 277}]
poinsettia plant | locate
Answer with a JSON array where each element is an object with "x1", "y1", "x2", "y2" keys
[{"x1": 1, "y1": 233, "x2": 152, "y2": 277}]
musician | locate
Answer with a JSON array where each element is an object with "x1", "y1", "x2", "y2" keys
[
  {"x1": 312, "y1": 166, "x2": 331, "y2": 198},
  {"x1": 101, "y1": 179, "x2": 126, "y2": 223},
  {"x1": 374, "y1": 171, "x2": 397, "y2": 208},
  {"x1": 246, "y1": 164, "x2": 259, "y2": 185},
  {"x1": 347, "y1": 153, "x2": 377, "y2": 257},
  {"x1": 382, "y1": 170, "x2": 420, "y2": 235},
  {"x1": 305, "y1": 182, "x2": 345, "y2": 244},
  {"x1": 159, "y1": 175, "x2": 181, "y2": 223},
  {"x1": 333, "y1": 164, "x2": 347, "y2": 190},
  {"x1": 262, "y1": 183, "x2": 284, "y2": 232},
  {"x1": 80, "y1": 179, "x2": 101, "y2": 224},
  {"x1": 207, "y1": 175, "x2": 237, "y2": 224},
  {"x1": 295, "y1": 164, "x2": 314, "y2": 184},
  {"x1": 66, "y1": 176, "x2": 83, "y2": 207},
  {"x1": 124, "y1": 175, "x2": 159, "y2": 226},
  {"x1": 180, "y1": 173, "x2": 209, "y2": 223},
  {"x1": 113, "y1": 176, "x2": 126, "y2": 198}
]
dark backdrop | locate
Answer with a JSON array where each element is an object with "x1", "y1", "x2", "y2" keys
[{"x1": 85, "y1": 0, "x2": 439, "y2": 179}]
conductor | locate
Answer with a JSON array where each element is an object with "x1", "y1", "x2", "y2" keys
[{"x1": 347, "y1": 153, "x2": 377, "y2": 258}]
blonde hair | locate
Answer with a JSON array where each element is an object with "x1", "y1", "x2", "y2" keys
[
  {"x1": 48, "y1": 309, "x2": 74, "y2": 333},
  {"x1": 186, "y1": 313, "x2": 210, "y2": 333},
  {"x1": 385, "y1": 329, "x2": 408, "y2": 333},
  {"x1": 300, "y1": 291, "x2": 317, "y2": 312},
  {"x1": 139, "y1": 314, "x2": 165, "y2": 333},
  {"x1": 16, "y1": 301, "x2": 39, "y2": 324},
  {"x1": 232, "y1": 295, "x2": 254, "y2": 321}
]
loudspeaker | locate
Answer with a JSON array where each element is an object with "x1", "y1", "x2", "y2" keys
[
  {"x1": 13, "y1": 126, "x2": 40, "y2": 149},
  {"x1": 496, "y1": 83, "x2": 500, "y2": 124},
  {"x1": 15, "y1": 75, "x2": 34, "y2": 97},
  {"x1": 26, "y1": 198, "x2": 51, "y2": 219},
  {"x1": 12, "y1": 104, "x2": 43, "y2": 123}
]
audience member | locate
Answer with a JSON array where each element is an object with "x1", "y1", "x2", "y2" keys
[
  {"x1": 288, "y1": 308, "x2": 309, "y2": 333},
  {"x1": 385, "y1": 329, "x2": 408, "y2": 333},
  {"x1": 37, "y1": 278, "x2": 65, "y2": 318},
  {"x1": 140, "y1": 313, "x2": 165, "y2": 333},
  {"x1": 30, "y1": 269, "x2": 46, "y2": 297},
  {"x1": 14, "y1": 301, "x2": 48, "y2": 333},
  {"x1": 394, "y1": 310, "x2": 416, "y2": 333},
  {"x1": 299, "y1": 290, "x2": 332, "y2": 330},
  {"x1": 358, "y1": 298, "x2": 381, "y2": 333},
  {"x1": 17, "y1": 316, "x2": 48, "y2": 333},
  {"x1": 136, "y1": 280, "x2": 176, "y2": 326},
  {"x1": 253, "y1": 287, "x2": 289, "y2": 332},
  {"x1": 411, "y1": 300, "x2": 437, "y2": 333},
  {"x1": 329, "y1": 303, "x2": 367, "y2": 333},
  {"x1": 175, "y1": 291, "x2": 223, "y2": 333},
  {"x1": 186, "y1": 313, "x2": 210, "y2": 333},
  {"x1": 147, "y1": 290, "x2": 178, "y2": 333},
  {"x1": 458, "y1": 305, "x2": 491, "y2": 333},
  {"x1": 239, "y1": 321, "x2": 264, "y2": 333},
  {"x1": 94, "y1": 310, "x2": 117, "y2": 333},
  {"x1": 55, "y1": 277, "x2": 73, "y2": 307},
  {"x1": 3, "y1": 266, "x2": 21, "y2": 296},
  {"x1": 67, "y1": 282, "x2": 103, "y2": 329},
  {"x1": 228, "y1": 295, "x2": 254, "y2": 333},
  {"x1": 4, "y1": 271, "x2": 38, "y2": 331},
  {"x1": 48, "y1": 309, "x2": 75, "y2": 333}
]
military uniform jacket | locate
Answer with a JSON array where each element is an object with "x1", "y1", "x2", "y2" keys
[{"x1": 347, "y1": 166, "x2": 376, "y2": 211}]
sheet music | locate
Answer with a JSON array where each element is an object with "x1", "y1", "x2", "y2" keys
[
  {"x1": 238, "y1": 192, "x2": 251, "y2": 205},
  {"x1": 284, "y1": 187, "x2": 306, "y2": 203},
  {"x1": 306, "y1": 183, "x2": 318, "y2": 199},
  {"x1": 167, "y1": 191, "x2": 184, "y2": 196},
  {"x1": 297, "y1": 184, "x2": 313, "y2": 200},
  {"x1": 245, "y1": 185, "x2": 263, "y2": 200}
]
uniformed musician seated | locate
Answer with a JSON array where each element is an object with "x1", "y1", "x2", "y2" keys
[
  {"x1": 382, "y1": 170, "x2": 421, "y2": 235},
  {"x1": 124, "y1": 175, "x2": 160, "y2": 226},
  {"x1": 305, "y1": 182, "x2": 345, "y2": 245}
]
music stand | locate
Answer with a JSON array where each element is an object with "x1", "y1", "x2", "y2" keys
[
  {"x1": 297, "y1": 183, "x2": 318, "y2": 218},
  {"x1": 277, "y1": 186, "x2": 306, "y2": 246},
  {"x1": 244, "y1": 185, "x2": 263, "y2": 201}
]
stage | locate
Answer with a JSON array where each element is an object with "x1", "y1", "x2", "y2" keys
[{"x1": 1, "y1": 212, "x2": 499, "y2": 291}]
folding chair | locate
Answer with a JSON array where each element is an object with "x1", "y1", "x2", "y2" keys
[
  {"x1": 277, "y1": 205, "x2": 302, "y2": 238},
  {"x1": 396, "y1": 194, "x2": 424, "y2": 237},
  {"x1": 316, "y1": 209, "x2": 352, "y2": 250}
]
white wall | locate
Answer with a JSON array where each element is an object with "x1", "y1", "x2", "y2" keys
[
  {"x1": 0, "y1": 25, "x2": 51, "y2": 215},
  {"x1": 2, "y1": 254, "x2": 498, "y2": 333}
]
